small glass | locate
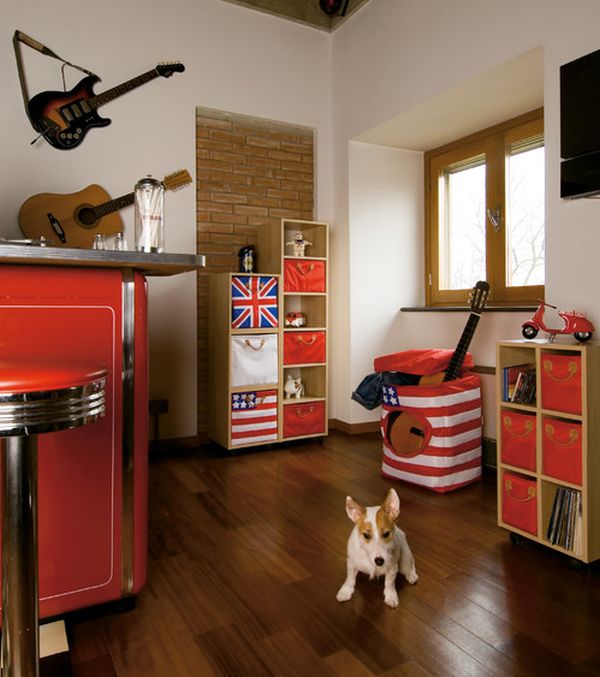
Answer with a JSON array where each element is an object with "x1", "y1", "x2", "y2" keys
[
  {"x1": 92, "y1": 233, "x2": 106, "y2": 250},
  {"x1": 113, "y1": 232, "x2": 128, "y2": 251}
]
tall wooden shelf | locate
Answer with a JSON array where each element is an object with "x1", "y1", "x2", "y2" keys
[
  {"x1": 496, "y1": 339, "x2": 600, "y2": 563},
  {"x1": 208, "y1": 219, "x2": 329, "y2": 450}
]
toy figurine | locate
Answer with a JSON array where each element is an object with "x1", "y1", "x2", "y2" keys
[
  {"x1": 285, "y1": 312, "x2": 307, "y2": 328},
  {"x1": 238, "y1": 245, "x2": 255, "y2": 273},
  {"x1": 522, "y1": 300, "x2": 594, "y2": 342},
  {"x1": 284, "y1": 374, "x2": 305, "y2": 399},
  {"x1": 286, "y1": 231, "x2": 312, "y2": 257}
]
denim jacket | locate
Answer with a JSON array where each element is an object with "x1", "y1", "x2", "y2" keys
[{"x1": 351, "y1": 371, "x2": 419, "y2": 410}]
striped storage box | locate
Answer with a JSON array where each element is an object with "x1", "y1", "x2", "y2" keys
[
  {"x1": 380, "y1": 372, "x2": 483, "y2": 492},
  {"x1": 230, "y1": 389, "x2": 278, "y2": 447}
]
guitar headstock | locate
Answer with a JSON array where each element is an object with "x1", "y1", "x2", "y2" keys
[
  {"x1": 469, "y1": 280, "x2": 490, "y2": 313},
  {"x1": 162, "y1": 169, "x2": 192, "y2": 192},
  {"x1": 156, "y1": 62, "x2": 185, "y2": 78}
]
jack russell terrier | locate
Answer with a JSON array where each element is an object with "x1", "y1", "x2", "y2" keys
[{"x1": 336, "y1": 488, "x2": 418, "y2": 608}]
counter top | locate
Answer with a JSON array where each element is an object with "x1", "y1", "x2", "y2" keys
[{"x1": 0, "y1": 243, "x2": 205, "y2": 277}]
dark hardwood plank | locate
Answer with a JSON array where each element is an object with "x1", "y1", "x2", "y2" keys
[{"x1": 68, "y1": 431, "x2": 600, "y2": 676}]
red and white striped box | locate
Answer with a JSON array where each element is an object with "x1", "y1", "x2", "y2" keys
[
  {"x1": 230, "y1": 389, "x2": 278, "y2": 447},
  {"x1": 380, "y1": 373, "x2": 482, "y2": 492}
]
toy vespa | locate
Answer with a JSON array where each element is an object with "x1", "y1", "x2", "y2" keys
[{"x1": 522, "y1": 300, "x2": 594, "y2": 342}]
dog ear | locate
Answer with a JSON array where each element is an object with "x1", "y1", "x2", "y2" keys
[
  {"x1": 345, "y1": 496, "x2": 365, "y2": 523},
  {"x1": 383, "y1": 488, "x2": 400, "y2": 520}
]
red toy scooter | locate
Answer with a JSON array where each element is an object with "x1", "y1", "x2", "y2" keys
[{"x1": 522, "y1": 300, "x2": 595, "y2": 342}]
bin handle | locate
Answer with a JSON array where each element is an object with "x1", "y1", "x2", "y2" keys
[
  {"x1": 503, "y1": 416, "x2": 533, "y2": 438},
  {"x1": 295, "y1": 405, "x2": 315, "y2": 418},
  {"x1": 244, "y1": 338, "x2": 266, "y2": 351},
  {"x1": 544, "y1": 423, "x2": 579, "y2": 446},
  {"x1": 297, "y1": 335, "x2": 317, "y2": 345},
  {"x1": 296, "y1": 262, "x2": 315, "y2": 276},
  {"x1": 505, "y1": 478, "x2": 535, "y2": 502},
  {"x1": 543, "y1": 359, "x2": 578, "y2": 382}
]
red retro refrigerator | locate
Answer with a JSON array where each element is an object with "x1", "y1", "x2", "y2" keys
[{"x1": 0, "y1": 264, "x2": 148, "y2": 618}]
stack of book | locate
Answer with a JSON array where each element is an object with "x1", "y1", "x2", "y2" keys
[
  {"x1": 546, "y1": 487, "x2": 582, "y2": 554},
  {"x1": 502, "y1": 363, "x2": 536, "y2": 404}
]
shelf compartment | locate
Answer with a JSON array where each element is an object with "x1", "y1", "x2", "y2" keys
[
  {"x1": 541, "y1": 480, "x2": 583, "y2": 556},
  {"x1": 283, "y1": 365, "x2": 326, "y2": 401},
  {"x1": 501, "y1": 470, "x2": 538, "y2": 536},
  {"x1": 541, "y1": 415, "x2": 582, "y2": 485},
  {"x1": 500, "y1": 410, "x2": 537, "y2": 472},
  {"x1": 283, "y1": 294, "x2": 326, "y2": 329},
  {"x1": 540, "y1": 351, "x2": 582, "y2": 415},
  {"x1": 283, "y1": 221, "x2": 327, "y2": 259}
]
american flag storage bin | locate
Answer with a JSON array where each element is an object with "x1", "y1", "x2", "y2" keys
[
  {"x1": 230, "y1": 389, "x2": 278, "y2": 447},
  {"x1": 378, "y1": 350, "x2": 482, "y2": 492},
  {"x1": 230, "y1": 334, "x2": 278, "y2": 387},
  {"x1": 231, "y1": 275, "x2": 278, "y2": 329}
]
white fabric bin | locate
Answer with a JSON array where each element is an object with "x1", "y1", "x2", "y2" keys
[{"x1": 231, "y1": 334, "x2": 278, "y2": 387}]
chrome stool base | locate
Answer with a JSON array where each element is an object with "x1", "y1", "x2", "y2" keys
[{"x1": 0, "y1": 361, "x2": 106, "y2": 677}]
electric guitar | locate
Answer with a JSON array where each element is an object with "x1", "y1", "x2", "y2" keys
[
  {"x1": 28, "y1": 62, "x2": 185, "y2": 150},
  {"x1": 386, "y1": 280, "x2": 490, "y2": 456},
  {"x1": 18, "y1": 169, "x2": 192, "y2": 248}
]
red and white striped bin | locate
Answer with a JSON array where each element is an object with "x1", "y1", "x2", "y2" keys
[{"x1": 377, "y1": 350, "x2": 483, "y2": 493}]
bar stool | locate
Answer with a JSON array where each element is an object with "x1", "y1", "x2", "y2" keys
[{"x1": 0, "y1": 358, "x2": 107, "y2": 677}]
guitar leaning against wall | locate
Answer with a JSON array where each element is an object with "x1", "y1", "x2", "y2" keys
[{"x1": 18, "y1": 170, "x2": 192, "y2": 249}]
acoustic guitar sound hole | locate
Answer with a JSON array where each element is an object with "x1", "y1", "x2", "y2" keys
[
  {"x1": 76, "y1": 206, "x2": 98, "y2": 227},
  {"x1": 387, "y1": 410, "x2": 428, "y2": 457}
]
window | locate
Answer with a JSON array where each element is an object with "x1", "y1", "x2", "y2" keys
[{"x1": 425, "y1": 110, "x2": 544, "y2": 305}]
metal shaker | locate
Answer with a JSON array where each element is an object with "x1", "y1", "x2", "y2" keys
[{"x1": 134, "y1": 176, "x2": 164, "y2": 253}]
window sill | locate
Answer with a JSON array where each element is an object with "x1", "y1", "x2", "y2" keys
[{"x1": 401, "y1": 306, "x2": 537, "y2": 312}]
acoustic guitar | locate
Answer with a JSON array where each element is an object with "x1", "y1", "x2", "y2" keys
[
  {"x1": 18, "y1": 169, "x2": 192, "y2": 249},
  {"x1": 28, "y1": 62, "x2": 185, "y2": 150},
  {"x1": 386, "y1": 280, "x2": 490, "y2": 456}
]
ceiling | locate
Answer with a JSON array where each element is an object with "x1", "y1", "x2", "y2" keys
[{"x1": 219, "y1": 0, "x2": 370, "y2": 31}]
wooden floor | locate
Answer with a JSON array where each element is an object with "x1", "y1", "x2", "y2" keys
[{"x1": 68, "y1": 431, "x2": 600, "y2": 676}]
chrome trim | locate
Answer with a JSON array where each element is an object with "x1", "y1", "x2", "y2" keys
[
  {"x1": 2, "y1": 435, "x2": 40, "y2": 676},
  {"x1": 121, "y1": 269, "x2": 135, "y2": 595},
  {"x1": 0, "y1": 379, "x2": 106, "y2": 436}
]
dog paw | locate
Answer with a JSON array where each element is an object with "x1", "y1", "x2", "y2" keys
[
  {"x1": 336, "y1": 586, "x2": 354, "y2": 602},
  {"x1": 405, "y1": 570, "x2": 419, "y2": 585},
  {"x1": 384, "y1": 591, "x2": 399, "y2": 608}
]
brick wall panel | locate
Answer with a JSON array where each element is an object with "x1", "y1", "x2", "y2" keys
[{"x1": 196, "y1": 107, "x2": 314, "y2": 436}]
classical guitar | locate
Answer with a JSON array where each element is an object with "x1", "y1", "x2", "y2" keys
[
  {"x1": 387, "y1": 280, "x2": 490, "y2": 456},
  {"x1": 28, "y1": 62, "x2": 185, "y2": 150},
  {"x1": 18, "y1": 169, "x2": 192, "y2": 248}
]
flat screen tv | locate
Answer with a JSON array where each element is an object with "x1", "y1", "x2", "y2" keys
[{"x1": 560, "y1": 48, "x2": 600, "y2": 198}]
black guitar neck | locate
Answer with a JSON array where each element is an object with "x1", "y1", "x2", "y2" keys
[
  {"x1": 443, "y1": 312, "x2": 482, "y2": 382},
  {"x1": 90, "y1": 69, "x2": 160, "y2": 109}
]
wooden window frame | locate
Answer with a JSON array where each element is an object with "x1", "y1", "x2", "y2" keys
[{"x1": 425, "y1": 109, "x2": 544, "y2": 307}]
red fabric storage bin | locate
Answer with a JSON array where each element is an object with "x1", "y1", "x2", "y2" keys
[
  {"x1": 542, "y1": 417, "x2": 582, "y2": 485},
  {"x1": 541, "y1": 353, "x2": 581, "y2": 414},
  {"x1": 284, "y1": 331, "x2": 326, "y2": 365},
  {"x1": 501, "y1": 471, "x2": 537, "y2": 535},
  {"x1": 283, "y1": 401, "x2": 325, "y2": 438},
  {"x1": 500, "y1": 411, "x2": 536, "y2": 471},
  {"x1": 284, "y1": 258, "x2": 326, "y2": 293}
]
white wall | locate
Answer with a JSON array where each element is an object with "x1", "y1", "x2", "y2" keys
[
  {"x1": 330, "y1": 0, "x2": 600, "y2": 430},
  {"x1": 1, "y1": 0, "x2": 332, "y2": 438}
]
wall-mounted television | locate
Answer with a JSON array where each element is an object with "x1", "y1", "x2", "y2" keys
[{"x1": 561, "y1": 48, "x2": 600, "y2": 198}]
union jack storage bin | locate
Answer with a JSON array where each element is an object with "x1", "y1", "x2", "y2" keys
[
  {"x1": 378, "y1": 349, "x2": 483, "y2": 493},
  {"x1": 231, "y1": 275, "x2": 279, "y2": 329}
]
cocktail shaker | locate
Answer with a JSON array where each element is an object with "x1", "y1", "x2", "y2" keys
[{"x1": 134, "y1": 176, "x2": 164, "y2": 253}]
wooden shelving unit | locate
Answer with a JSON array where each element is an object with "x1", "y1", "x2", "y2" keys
[
  {"x1": 208, "y1": 219, "x2": 329, "y2": 450},
  {"x1": 496, "y1": 339, "x2": 600, "y2": 563}
]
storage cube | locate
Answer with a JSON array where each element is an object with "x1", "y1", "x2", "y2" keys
[
  {"x1": 283, "y1": 331, "x2": 326, "y2": 366},
  {"x1": 283, "y1": 400, "x2": 326, "y2": 438},
  {"x1": 230, "y1": 389, "x2": 278, "y2": 447},
  {"x1": 284, "y1": 258, "x2": 326, "y2": 293},
  {"x1": 231, "y1": 275, "x2": 278, "y2": 329},
  {"x1": 541, "y1": 353, "x2": 581, "y2": 414},
  {"x1": 500, "y1": 411, "x2": 536, "y2": 471},
  {"x1": 542, "y1": 417, "x2": 582, "y2": 485},
  {"x1": 501, "y1": 471, "x2": 537, "y2": 535},
  {"x1": 230, "y1": 334, "x2": 278, "y2": 387}
]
